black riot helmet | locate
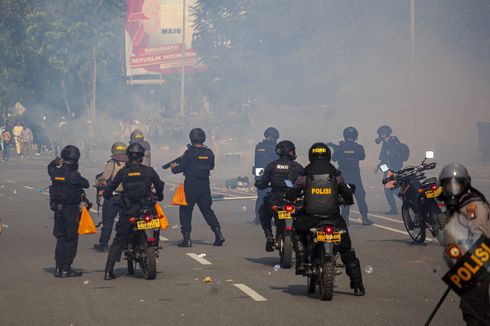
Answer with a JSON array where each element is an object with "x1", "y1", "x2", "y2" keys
[
  {"x1": 264, "y1": 127, "x2": 280, "y2": 141},
  {"x1": 377, "y1": 125, "x2": 392, "y2": 137},
  {"x1": 275, "y1": 140, "x2": 296, "y2": 159},
  {"x1": 60, "y1": 145, "x2": 81, "y2": 162},
  {"x1": 189, "y1": 128, "x2": 206, "y2": 145},
  {"x1": 308, "y1": 142, "x2": 331, "y2": 162},
  {"x1": 126, "y1": 142, "x2": 145, "y2": 162},
  {"x1": 343, "y1": 127, "x2": 358, "y2": 141},
  {"x1": 438, "y1": 163, "x2": 471, "y2": 199}
]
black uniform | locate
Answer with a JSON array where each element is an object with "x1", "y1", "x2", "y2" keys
[
  {"x1": 104, "y1": 162, "x2": 164, "y2": 263},
  {"x1": 48, "y1": 160, "x2": 89, "y2": 270},
  {"x1": 378, "y1": 136, "x2": 408, "y2": 212},
  {"x1": 332, "y1": 140, "x2": 368, "y2": 223},
  {"x1": 293, "y1": 160, "x2": 364, "y2": 290},
  {"x1": 255, "y1": 156, "x2": 304, "y2": 234},
  {"x1": 171, "y1": 145, "x2": 220, "y2": 234},
  {"x1": 254, "y1": 139, "x2": 277, "y2": 222}
]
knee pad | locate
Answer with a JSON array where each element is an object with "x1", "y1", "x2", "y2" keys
[{"x1": 340, "y1": 248, "x2": 357, "y2": 265}]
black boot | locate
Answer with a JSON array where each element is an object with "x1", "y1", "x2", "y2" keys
[
  {"x1": 93, "y1": 243, "x2": 108, "y2": 252},
  {"x1": 295, "y1": 254, "x2": 306, "y2": 275},
  {"x1": 54, "y1": 263, "x2": 62, "y2": 278},
  {"x1": 104, "y1": 261, "x2": 116, "y2": 280},
  {"x1": 385, "y1": 207, "x2": 398, "y2": 215},
  {"x1": 353, "y1": 284, "x2": 366, "y2": 296},
  {"x1": 346, "y1": 259, "x2": 364, "y2": 296},
  {"x1": 361, "y1": 215, "x2": 373, "y2": 225},
  {"x1": 212, "y1": 227, "x2": 225, "y2": 246},
  {"x1": 60, "y1": 265, "x2": 82, "y2": 278},
  {"x1": 178, "y1": 232, "x2": 192, "y2": 247},
  {"x1": 264, "y1": 229, "x2": 275, "y2": 252}
]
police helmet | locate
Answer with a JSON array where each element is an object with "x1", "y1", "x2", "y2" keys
[
  {"x1": 343, "y1": 127, "x2": 358, "y2": 141},
  {"x1": 275, "y1": 140, "x2": 296, "y2": 157},
  {"x1": 111, "y1": 142, "x2": 127, "y2": 156},
  {"x1": 308, "y1": 142, "x2": 331, "y2": 162},
  {"x1": 130, "y1": 129, "x2": 145, "y2": 142},
  {"x1": 264, "y1": 127, "x2": 280, "y2": 141},
  {"x1": 126, "y1": 142, "x2": 145, "y2": 161},
  {"x1": 377, "y1": 125, "x2": 392, "y2": 137},
  {"x1": 438, "y1": 163, "x2": 471, "y2": 198},
  {"x1": 189, "y1": 128, "x2": 206, "y2": 145},
  {"x1": 60, "y1": 145, "x2": 80, "y2": 162}
]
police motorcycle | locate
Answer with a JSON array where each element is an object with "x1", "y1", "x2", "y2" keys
[
  {"x1": 271, "y1": 189, "x2": 303, "y2": 269},
  {"x1": 124, "y1": 192, "x2": 161, "y2": 280},
  {"x1": 381, "y1": 151, "x2": 444, "y2": 244}
]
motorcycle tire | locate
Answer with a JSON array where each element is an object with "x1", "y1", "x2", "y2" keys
[
  {"x1": 142, "y1": 248, "x2": 157, "y2": 280},
  {"x1": 127, "y1": 258, "x2": 135, "y2": 275},
  {"x1": 428, "y1": 211, "x2": 444, "y2": 237},
  {"x1": 319, "y1": 261, "x2": 335, "y2": 301},
  {"x1": 401, "y1": 204, "x2": 426, "y2": 244},
  {"x1": 280, "y1": 234, "x2": 293, "y2": 269},
  {"x1": 307, "y1": 274, "x2": 316, "y2": 294}
]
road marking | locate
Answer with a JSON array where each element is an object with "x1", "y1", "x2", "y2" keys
[
  {"x1": 351, "y1": 218, "x2": 433, "y2": 242},
  {"x1": 23, "y1": 186, "x2": 34, "y2": 190},
  {"x1": 213, "y1": 196, "x2": 258, "y2": 201},
  {"x1": 351, "y1": 210, "x2": 403, "y2": 224},
  {"x1": 41, "y1": 192, "x2": 49, "y2": 196},
  {"x1": 6, "y1": 180, "x2": 15, "y2": 184},
  {"x1": 186, "y1": 253, "x2": 212, "y2": 265},
  {"x1": 233, "y1": 284, "x2": 267, "y2": 302},
  {"x1": 159, "y1": 235, "x2": 169, "y2": 241}
]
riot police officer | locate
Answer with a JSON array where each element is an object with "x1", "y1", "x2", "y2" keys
[
  {"x1": 48, "y1": 145, "x2": 89, "y2": 277},
  {"x1": 375, "y1": 125, "x2": 409, "y2": 215},
  {"x1": 292, "y1": 143, "x2": 365, "y2": 296},
  {"x1": 252, "y1": 127, "x2": 280, "y2": 224},
  {"x1": 255, "y1": 140, "x2": 304, "y2": 252},
  {"x1": 129, "y1": 129, "x2": 151, "y2": 167},
  {"x1": 103, "y1": 143, "x2": 164, "y2": 280},
  {"x1": 171, "y1": 128, "x2": 225, "y2": 247},
  {"x1": 331, "y1": 127, "x2": 372, "y2": 225},
  {"x1": 93, "y1": 142, "x2": 128, "y2": 252},
  {"x1": 438, "y1": 164, "x2": 490, "y2": 325}
]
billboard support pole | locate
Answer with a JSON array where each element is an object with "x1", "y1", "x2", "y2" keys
[{"x1": 180, "y1": 0, "x2": 186, "y2": 126}]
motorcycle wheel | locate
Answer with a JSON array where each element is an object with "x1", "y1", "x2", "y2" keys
[
  {"x1": 318, "y1": 261, "x2": 335, "y2": 301},
  {"x1": 280, "y1": 234, "x2": 293, "y2": 269},
  {"x1": 127, "y1": 258, "x2": 135, "y2": 275},
  {"x1": 428, "y1": 210, "x2": 444, "y2": 237},
  {"x1": 401, "y1": 204, "x2": 426, "y2": 244},
  {"x1": 142, "y1": 248, "x2": 157, "y2": 280},
  {"x1": 307, "y1": 274, "x2": 316, "y2": 294}
]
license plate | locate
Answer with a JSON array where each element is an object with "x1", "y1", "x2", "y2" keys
[
  {"x1": 316, "y1": 231, "x2": 341, "y2": 243},
  {"x1": 278, "y1": 211, "x2": 292, "y2": 219},
  {"x1": 137, "y1": 219, "x2": 160, "y2": 230},
  {"x1": 425, "y1": 187, "x2": 443, "y2": 198}
]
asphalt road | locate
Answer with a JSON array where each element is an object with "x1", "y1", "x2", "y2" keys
[{"x1": 1, "y1": 155, "x2": 488, "y2": 326}]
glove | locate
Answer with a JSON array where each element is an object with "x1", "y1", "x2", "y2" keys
[{"x1": 54, "y1": 157, "x2": 62, "y2": 166}]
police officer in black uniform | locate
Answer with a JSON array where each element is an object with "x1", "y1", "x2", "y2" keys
[
  {"x1": 252, "y1": 127, "x2": 280, "y2": 224},
  {"x1": 171, "y1": 128, "x2": 225, "y2": 247},
  {"x1": 330, "y1": 127, "x2": 372, "y2": 225},
  {"x1": 375, "y1": 125, "x2": 409, "y2": 215},
  {"x1": 255, "y1": 140, "x2": 304, "y2": 252},
  {"x1": 48, "y1": 145, "x2": 89, "y2": 277},
  {"x1": 103, "y1": 143, "x2": 164, "y2": 280},
  {"x1": 292, "y1": 143, "x2": 365, "y2": 296}
]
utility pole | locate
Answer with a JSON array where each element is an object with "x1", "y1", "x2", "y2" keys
[
  {"x1": 180, "y1": 0, "x2": 186, "y2": 125},
  {"x1": 410, "y1": 0, "x2": 416, "y2": 101},
  {"x1": 92, "y1": 44, "x2": 97, "y2": 122}
]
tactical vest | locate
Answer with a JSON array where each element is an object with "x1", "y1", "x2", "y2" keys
[
  {"x1": 189, "y1": 148, "x2": 212, "y2": 180},
  {"x1": 304, "y1": 173, "x2": 339, "y2": 216},
  {"x1": 122, "y1": 167, "x2": 151, "y2": 202},
  {"x1": 49, "y1": 171, "x2": 83, "y2": 206}
]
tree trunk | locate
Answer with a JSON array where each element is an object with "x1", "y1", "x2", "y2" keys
[{"x1": 60, "y1": 78, "x2": 72, "y2": 117}]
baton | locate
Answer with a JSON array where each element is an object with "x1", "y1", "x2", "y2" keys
[{"x1": 424, "y1": 286, "x2": 451, "y2": 326}]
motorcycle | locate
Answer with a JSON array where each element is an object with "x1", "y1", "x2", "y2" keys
[
  {"x1": 124, "y1": 207, "x2": 161, "y2": 280},
  {"x1": 380, "y1": 151, "x2": 445, "y2": 244},
  {"x1": 271, "y1": 196, "x2": 303, "y2": 269}
]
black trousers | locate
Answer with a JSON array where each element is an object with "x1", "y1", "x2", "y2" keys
[
  {"x1": 341, "y1": 172, "x2": 368, "y2": 220},
  {"x1": 255, "y1": 187, "x2": 269, "y2": 220},
  {"x1": 460, "y1": 279, "x2": 490, "y2": 326},
  {"x1": 293, "y1": 215, "x2": 363, "y2": 288},
  {"x1": 179, "y1": 182, "x2": 220, "y2": 234},
  {"x1": 383, "y1": 171, "x2": 400, "y2": 210},
  {"x1": 107, "y1": 215, "x2": 132, "y2": 262},
  {"x1": 53, "y1": 206, "x2": 80, "y2": 268},
  {"x1": 258, "y1": 193, "x2": 284, "y2": 232},
  {"x1": 98, "y1": 196, "x2": 121, "y2": 246}
]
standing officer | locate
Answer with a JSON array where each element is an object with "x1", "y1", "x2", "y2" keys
[
  {"x1": 171, "y1": 128, "x2": 225, "y2": 247},
  {"x1": 129, "y1": 129, "x2": 151, "y2": 167},
  {"x1": 252, "y1": 127, "x2": 280, "y2": 224},
  {"x1": 103, "y1": 143, "x2": 164, "y2": 280},
  {"x1": 330, "y1": 127, "x2": 372, "y2": 225},
  {"x1": 93, "y1": 142, "x2": 128, "y2": 252},
  {"x1": 292, "y1": 143, "x2": 366, "y2": 296},
  {"x1": 375, "y1": 125, "x2": 409, "y2": 215},
  {"x1": 255, "y1": 140, "x2": 304, "y2": 252},
  {"x1": 48, "y1": 145, "x2": 89, "y2": 278},
  {"x1": 438, "y1": 164, "x2": 490, "y2": 325}
]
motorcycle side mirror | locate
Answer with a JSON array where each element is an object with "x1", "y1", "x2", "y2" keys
[
  {"x1": 425, "y1": 151, "x2": 434, "y2": 159},
  {"x1": 379, "y1": 164, "x2": 389, "y2": 173}
]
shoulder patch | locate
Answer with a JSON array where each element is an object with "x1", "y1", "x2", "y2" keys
[
  {"x1": 127, "y1": 172, "x2": 141, "y2": 177},
  {"x1": 466, "y1": 204, "x2": 477, "y2": 219}
]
